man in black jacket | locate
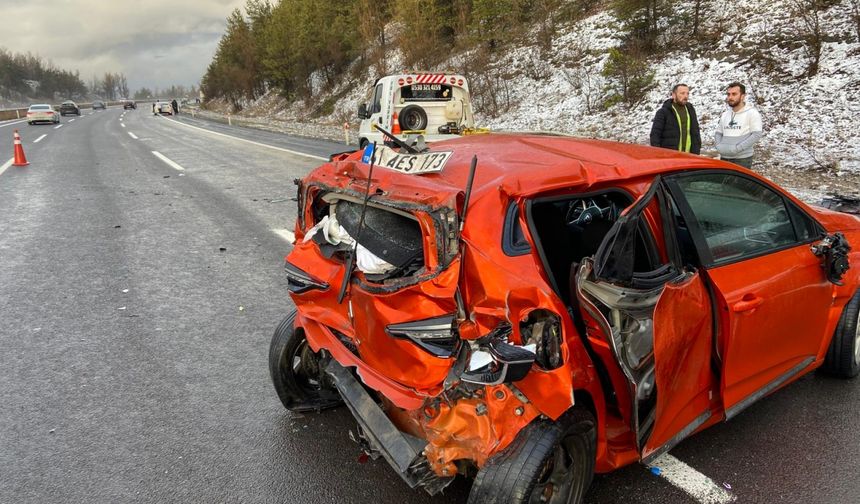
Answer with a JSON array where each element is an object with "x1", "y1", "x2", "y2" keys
[{"x1": 649, "y1": 84, "x2": 701, "y2": 154}]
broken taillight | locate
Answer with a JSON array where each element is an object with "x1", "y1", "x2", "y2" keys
[
  {"x1": 385, "y1": 314, "x2": 457, "y2": 358},
  {"x1": 284, "y1": 260, "x2": 329, "y2": 293}
]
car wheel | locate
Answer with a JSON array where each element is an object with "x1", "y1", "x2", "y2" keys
[
  {"x1": 269, "y1": 310, "x2": 343, "y2": 412},
  {"x1": 468, "y1": 408, "x2": 596, "y2": 504},
  {"x1": 398, "y1": 105, "x2": 428, "y2": 131},
  {"x1": 823, "y1": 289, "x2": 860, "y2": 378}
]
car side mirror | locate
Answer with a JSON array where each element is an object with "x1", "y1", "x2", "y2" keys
[{"x1": 358, "y1": 104, "x2": 368, "y2": 120}]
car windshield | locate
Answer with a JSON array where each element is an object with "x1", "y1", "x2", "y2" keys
[
  {"x1": 63, "y1": 102, "x2": 74, "y2": 105},
  {"x1": 30, "y1": 105, "x2": 51, "y2": 110}
]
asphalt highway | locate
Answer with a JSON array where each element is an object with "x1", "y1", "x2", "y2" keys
[{"x1": 1, "y1": 108, "x2": 858, "y2": 504}]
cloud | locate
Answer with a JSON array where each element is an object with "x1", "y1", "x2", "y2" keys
[{"x1": 0, "y1": 0, "x2": 245, "y2": 91}]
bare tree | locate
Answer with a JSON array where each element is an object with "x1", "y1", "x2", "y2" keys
[
  {"x1": 102, "y1": 72, "x2": 118, "y2": 100},
  {"x1": 117, "y1": 73, "x2": 130, "y2": 99},
  {"x1": 356, "y1": 0, "x2": 390, "y2": 74},
  {"x1": 851, "y1": 0, "x2": 860, "y2": 42},
  {"x1": 563, "y1": 67, "x2": 602, "y2": 114},
  {"x1": 791, "y1": 0, "x2": 824, "y2": 77},
  {"x1": 691, "y1": 0, "x2": 712, "y2": 38}
]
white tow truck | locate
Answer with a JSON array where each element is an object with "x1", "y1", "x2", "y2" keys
[{"x1": 357, "y1": 73, "x2": 476, "y2": 148}]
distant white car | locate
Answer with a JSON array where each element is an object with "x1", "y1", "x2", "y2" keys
[
  {"x1": 157, "y1": 102, "x2": 173, "y2": 115},
  {"x1": 27, "y1": 104, "x2": 60, "y2": 125}
]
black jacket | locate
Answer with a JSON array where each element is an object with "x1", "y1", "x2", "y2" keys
[{"x1": 649, "y1": 99, "x2": 701, "y2": 154}]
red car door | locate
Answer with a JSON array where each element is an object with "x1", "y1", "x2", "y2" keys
[
  {"x1": 667, "y1": 171, "x2": 831, "y2": 419},
  {"x1": 576, "y1": 179, "x2": 718, "y2": 462}
]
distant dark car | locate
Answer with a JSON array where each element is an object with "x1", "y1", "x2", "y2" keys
[
  {"x1": 59, "y1": 101, "x2": 80, "y2": 116},
  {"x1": 122, "y1": 99, "x2": 136, "y2": 110},
  {"x1": 92, "y1": 100, "x2": 106, "y2": 110}
]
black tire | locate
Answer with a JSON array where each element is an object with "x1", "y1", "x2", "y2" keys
[
  {"x1": 398, "y1": 105, "x2": 428, "y2": 131},
  {"x1": 268, "y1": 310, "x2": 343, "y2": 412},
  {"x1": 468, "y1": 408, "x2": 596, "y2": 504},
  {"x1": 823, "y1": 290, "x2": 860, "y2": 378}
]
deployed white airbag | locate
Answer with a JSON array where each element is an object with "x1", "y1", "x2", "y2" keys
[{"x1": 304, "y1": 215, "x2": 397, "y2": 275}]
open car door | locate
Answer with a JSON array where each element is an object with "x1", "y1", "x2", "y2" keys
[{"x1": 575, "y1": 177, "x2": 718, "y2": 463}]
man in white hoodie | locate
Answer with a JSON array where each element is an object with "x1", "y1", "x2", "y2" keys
[{"x1": 714, "y1": 82, "x2": 763, "y2": 169}]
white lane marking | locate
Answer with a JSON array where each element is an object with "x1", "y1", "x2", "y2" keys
[
  {"x1": 33, "y1": 134, "x2": 47, "y2": 143},
  {"x1": 69, "y1": 118, "x2": 76, "y2": 122},
  {"x1": 0, "y1": 157, "x2": 13, "y2": 176},
  {"x1": 151, "y1": 151, "x2": 184, "y2": 171},
  {"x1": 0, "y1": 119, "x2": 28, "y2": 128},
  {"x1": 273, "y1": 229, "x2": 296, "y2": 244},
  {"x1": 649, "y1": 454, "x2": 736, "y2": 504},
  {"x1": 88, "y1": 112, "x2": 94, "y2": 115},
  {"x1": 161, "y1": 116, "x2": 327, "y2": 161},
  {"x1": 121, "y1": 123, "x2": 126, "y2": 128},
  {"x1": 128, "y1": 132, "x2": 139, "y2": 140},
  {"x1": 54, "y1": 124, "x2": 63, "y2": 130},
  {"x1": 119, "y1": 118, "x2": 123, "y2": 122}
]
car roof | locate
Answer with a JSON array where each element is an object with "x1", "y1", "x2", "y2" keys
[
  {"x1": 29, "y1": 104, "x2": 52, "y2": 108},
  {"x1": 438, "y1": 133, "x2": 744, "y2": 194},
  {"x1": 329, "y1": 133, "x2": 741, "y2": 208}
]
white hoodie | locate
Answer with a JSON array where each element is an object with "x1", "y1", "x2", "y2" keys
[{"x1": 714, "y1": 104, "x2": 763, "y2": 159}]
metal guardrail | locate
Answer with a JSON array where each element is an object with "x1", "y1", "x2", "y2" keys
[{"x1": 0, "y1": 100, "x2": 157, "y2": 121}]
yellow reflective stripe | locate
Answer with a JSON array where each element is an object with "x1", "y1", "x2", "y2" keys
[{"x1": 671, "y1": 105, "x2": 692, "y2": 153}]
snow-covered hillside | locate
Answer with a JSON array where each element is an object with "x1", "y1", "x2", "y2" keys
[{"x1": 214, "y1": 0, "x2": 860, "y2": 199}]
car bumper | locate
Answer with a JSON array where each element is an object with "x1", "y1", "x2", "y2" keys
[{"x1": 324, "y1": 359, "x2": 452, "y2": 495}]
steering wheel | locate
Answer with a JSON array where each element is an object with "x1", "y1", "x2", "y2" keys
[{"x1": 565, "y1": 198, "x2": 617, "y2": 227}]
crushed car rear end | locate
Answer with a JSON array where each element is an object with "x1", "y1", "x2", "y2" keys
[{"x1": 275, "y1": 141, "x2": 607, "y2": 495}]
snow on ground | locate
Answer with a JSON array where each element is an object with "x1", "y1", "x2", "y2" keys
[{"x1": 208, "y1": 1, "x2": 860, "y2": 200}]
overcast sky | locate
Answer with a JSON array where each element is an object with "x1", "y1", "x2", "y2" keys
[{"x1": 0, "y1": 0, "x2": 245, "y2": 92}]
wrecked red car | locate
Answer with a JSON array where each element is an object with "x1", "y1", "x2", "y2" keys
[{"x1": 269, "y1": 133, "x2": 860, "y2": 502}]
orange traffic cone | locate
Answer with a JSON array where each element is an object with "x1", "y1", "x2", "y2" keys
[
  {"x1": 391, "y1": 111, "x2": 401, "y2": 135},
  {"x1": 13, "y1": 129, "x2": 29, "y2": 166}
]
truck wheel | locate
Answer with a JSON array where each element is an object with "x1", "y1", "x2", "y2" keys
[
  {"x1": 823, "y1": 289, "x2": 860, "y2": 378},
  {"x1": 269, "y1": 310, "x2": 343, "y2": 412},
  {"x1": 359, "y1": 138, "x2": 368, "y2": 149},
  {"x1": 468, "y1": 408, "x2": 596, "y2": 504},
  {"x1": 399, "y1": 105, "x2": 428, "y2": 131}
]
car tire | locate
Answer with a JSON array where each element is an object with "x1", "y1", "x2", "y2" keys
[
  {"x1": 398, "y1": 105, "x2": 428, "y2": 131},
  {"x1": 468, "y1": 408, "x2": 596, "y2": 504},
  {"x1": 269, "y1": 310, "x2": 343, "y2": 412},
  {"x1": 823, "y1": 289, "x2": 860, "y2": 378}
]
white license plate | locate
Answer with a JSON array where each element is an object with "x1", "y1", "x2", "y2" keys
[{"x1": 373, "y1": 146, "x2": 453, "y2": 174}]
